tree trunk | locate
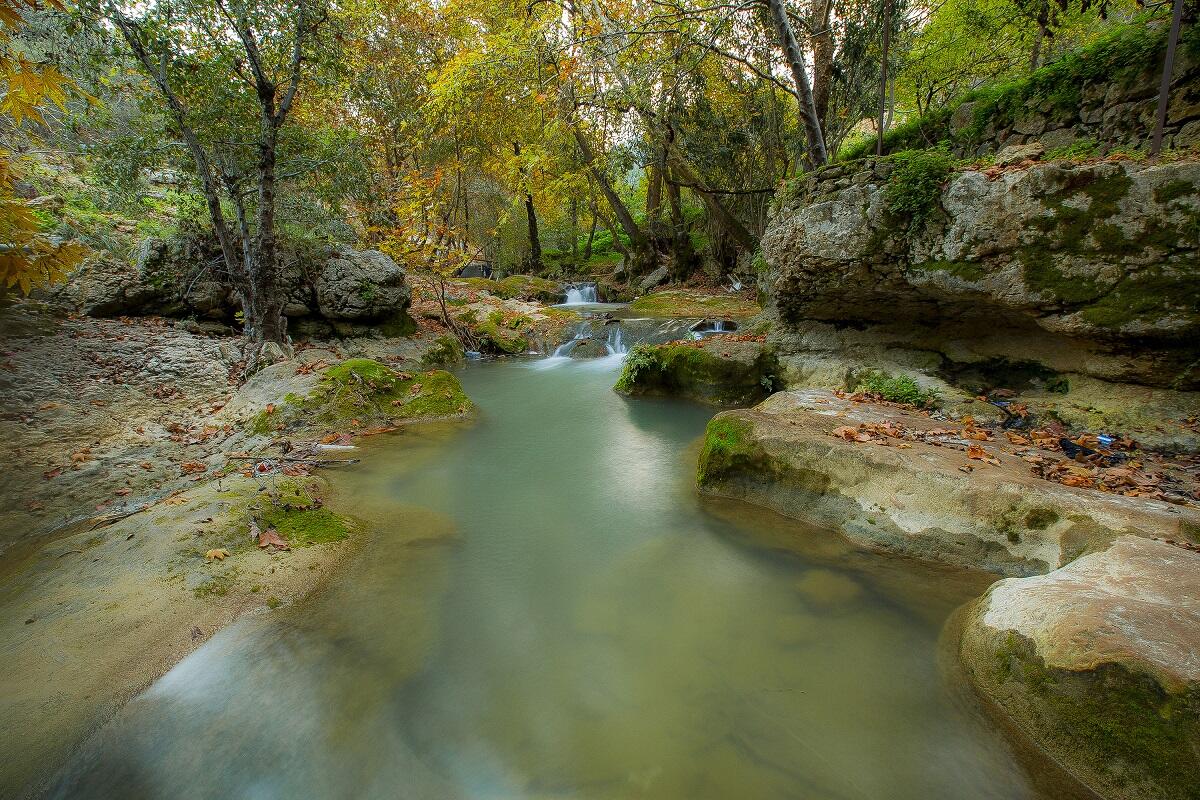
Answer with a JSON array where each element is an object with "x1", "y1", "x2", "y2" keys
[
  {"x1": 764, "y1": 0, "x2": 828, "y2": 168},
  {"x1": 666, "y1": 146, "x2": 757, "y2": 251},
  {"x1": 809, "y1": 0, "x2": 834, "y2": 130},
  {"x1": 571, "y1": 127, "x2": 646, "y2": 251},
  {"x1": 877, "y1": 0, "x2": 891, "y2": 156},
  {"x1": 248, "y1": 108, "x2": 286, "y2": 345},
  {"x1": 513, "y1": 142, "x2": 542, "y2": 271}
]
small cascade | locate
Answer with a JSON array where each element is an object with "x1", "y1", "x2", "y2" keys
[
  {"x1": 562, "y1": 282, "x2": 598, "y2": 305},
  {"x1": 689, "y1": 319, "x2": 738, "y2": 339},
  {"x1": 604, "y1": 324, "x2": 627, "y2": 355}
]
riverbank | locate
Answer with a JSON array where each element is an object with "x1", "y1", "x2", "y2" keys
[{"x1": 0, "y1": 299, "x2": 474, "y2": 798}]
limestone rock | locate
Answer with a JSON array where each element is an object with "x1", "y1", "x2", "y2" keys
[
  {"x1": 314, "y1": 247, "x2": 411, "y2": 321},
  {"x1": 695, "y1": 389, "x2": 1200, "y2": 575},
  {"x1": 960, "y1": 536, "x2": 1200, "y2": 799},
  {"x1": 763, "y1": 159, "x2": 1200, "y2": 389}
]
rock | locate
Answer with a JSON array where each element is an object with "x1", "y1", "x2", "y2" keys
[
  {"x1": 695, "y1": 389, "x2": 1200, "y2": 575},
  {"x1": 762, "y1": 159, "x2": 1200, "y2": 389},
  {"x1": 240, "y1": 358, "x2": 474, "y2": 435},
  {"x1": 960, "y1": 536, "x2": 1200, "y2": 799},
  {"x1": 614, "y1": 338, "x2": 779, "y2": 405},
  {"x1": 950, "y1": 101, "x2": 979, "y2": 133},
  {"x1": 55, "y1": 256, "x2": 162, "y2": 316},
  {"x1": 994, "y1": 141, "x2": 1045, "y2": 166},
  {"x1": 314, "y1": 247, "x2": 411, "y2": 322},
  {"x1": 638, "y1": 265, "x2": 670, "y2": 292}
]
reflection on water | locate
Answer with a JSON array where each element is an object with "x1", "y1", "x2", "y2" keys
[{"x1": 52, "y1": 358, "x2": 1064, "y2": 799}]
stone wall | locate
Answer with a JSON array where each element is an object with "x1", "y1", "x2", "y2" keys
[{"x1": 855, "y1": 23, "x2": 1200, "y2": 160}]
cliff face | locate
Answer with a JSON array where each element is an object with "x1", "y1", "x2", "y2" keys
[{"x1": 761, "y1": 157, "x2": 1200, "y2": 391}]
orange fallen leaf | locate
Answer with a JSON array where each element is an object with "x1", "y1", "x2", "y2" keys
[
  {"x1": 205, "y1": 548, "x2": 230, "y2": 561},
  {"x1": 115, "y1": 487, "x2": 132, "y2": 496},
  {"x1": 967, "y1": 444, "x2": 1000, "y2": 465},
  {"x1": 180, "y1": 461, "x2": 207, "y2": 475},
  {"x1": 265, "y1": 403, "x2": 276, "y2": 414}
]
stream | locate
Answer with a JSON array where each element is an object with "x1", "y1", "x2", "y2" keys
[{"x1": 50, "y1": 354, "x2": 1071, "y2": 799}]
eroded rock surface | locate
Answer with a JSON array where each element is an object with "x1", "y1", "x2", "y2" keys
[
  {"x1": 762, "y1": 159, "x2": 1200, "y2": 389},
  {"x1": 696, "y1": 389, "x2": 1200, "y2": 575},
  {"x1": 960, "y1": 536, "x2": 1200, "y2": 800}
]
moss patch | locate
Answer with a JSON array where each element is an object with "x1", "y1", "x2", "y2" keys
[
  {"x1": 629, "y1": 290, "x2": 761, "y2": 318},
  {"x1": 696, "y1": 416, "x2": 757, "y2": 486},
  {"x1": 989, "y1": 631, "x2": 1200, "y2": 799},
  {"x1": 247, "y1": 358, "x2": 474, "y2": 434}
]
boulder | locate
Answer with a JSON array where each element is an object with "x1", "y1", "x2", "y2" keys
[
  {"x1": 55, "y1": 256, "x2": 162, "y2": 317},
  {"x1": 314, "y1": 247, "x2": 411, "y2": 321},
  {"x1": 695, "y1": 389, "x2": 1200, "y2": 575},
  {"x1": 960, "y1": 536, "x2": 1200, "y2": 799},
  {"x1": 638, "y1": 265, "x2": 669, "y2": 292},
  {"x1": 614, "y1": 337, "x2": 779, "y2": 405},
  {"x1": 994, "y1": 141, "x2": 1045, "y2": 166}
]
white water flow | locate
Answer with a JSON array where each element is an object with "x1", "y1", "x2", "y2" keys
[
  {"x1": 562, "y1": 283, "x2": 598, "y2": 305},
  {"x1": 605, "y1": 325, "x2": 626, "y2": 355}
]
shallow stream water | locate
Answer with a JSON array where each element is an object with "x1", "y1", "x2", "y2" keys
[{"x1": 50, "y1": 356, "x2": 1073, "y2": 799}]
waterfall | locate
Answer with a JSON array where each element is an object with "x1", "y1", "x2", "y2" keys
[
  {"x1": 562, "y1": 283, "x2": 598, "y2": 305},
  {"x1": 605, "y1": 324, "x2": 627, "y2": 355}
]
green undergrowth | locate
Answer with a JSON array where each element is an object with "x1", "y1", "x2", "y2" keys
[
  {"x1": 883, "y1": 149, "x2": 955, "y2": 237},
  {"x1": 852, "y1": 370, "x2": 941, "y2": 408},
  {"x1": 839, "y1": 22, "x2": 1198, "y2": 161},
  {"x1": 249, "y1": 358, "x2": 473, "y2": 434}
]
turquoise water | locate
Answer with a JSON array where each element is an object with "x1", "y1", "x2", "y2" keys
[{"x1": 50, "y1": 357, "x2": 1071, "y2": 799}]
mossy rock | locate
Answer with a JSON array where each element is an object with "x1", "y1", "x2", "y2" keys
[
  {"x1": 420, "y1": 335, "x2": 466, "y2": 368},
  {"x1": 459, "y1": 275, "x2": 562, "y2": 302},
  {"x1": 475, "y1": 318, "x2": 528, "y2": 354},
  {"x1": 628, "y1": 290, "x2": 761, "y2": 319},
  {"x1": 248, "y1": 358, "x2": 474, "y2": 434},
  {"x1": 614, "y1": 339, "x2": 778, "y2": 405}
]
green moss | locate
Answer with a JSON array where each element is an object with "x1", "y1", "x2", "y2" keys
[
  {"x1": 911, "y1": 259, "x2": 987, "y2": 281},
  {"x1": 194, "y1": 573, "x2": 233, "y2": 598},
  {"x1": 420, "y1": 335, "x2": 465, "y2": 368},
  {"x1": 883, "y1": 149, "x2": 955, "y2": 237},
  {"x1": 459, "y1": 275, "x2": 561, "y2": 301},
  {"x1": 1154, "y1": 179, "x2": 1196, "y2": 204},
  {"x1": 1077, "y1": 266, "x2": 1200, "y2": 329},
  {"x1": 261, "y1": 505, "x2": 350, "y2": 546},
  {"x1": 852, "y1": 370, "x2": 940, "y2": 408},
  {"x1": 696, "y1": 417, "x2": 757, "y2": 486},
  {"x1": 1019, "y1": 248, "x2": 1104, "y2": 304},
  {"x1": 476, "y1": 318, "x2": 528, "y2": 354},
  {"x1": 614, "y1": 344, "x2": 659, "y2": 392},
  {"x1": 993, "y1": 632, "x2": 1200, "y2": 797},
  {"x1": 245, "y1": 359, "x2": 474, "y2": 434},
  {"x1": 1024, "y1": 507, "x2": 1060, "y2": 530},
  {"x1": 615, "y1": 341, "x2": 778, "y2": 405}
]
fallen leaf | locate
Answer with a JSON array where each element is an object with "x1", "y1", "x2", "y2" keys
[
  {"x1": 967, "y1": 444, "x2": 1000, "y2": 465},
  {"x1": 205, "y1": 548, "x2": 230, "y2": 561},
  {"x1": 115, "y1": 487, "x2": 132, "y2": 496},
  {"x1": 257, "y1": 526, "x2": 291, "y2": 550},
  {"x1": 180, "y1": 461, "x2": 207, "y2": 475}
]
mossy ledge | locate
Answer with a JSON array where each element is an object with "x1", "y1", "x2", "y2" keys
[
  {"x1": 249, "y1": 358, "x2": 474, "y2": 434},
  {"x1": 964, "y1": 625, "x2": 1200, "y2": 800},
  {"x1": 615, "y1": 340, "x2": 778, "y2": 406}
]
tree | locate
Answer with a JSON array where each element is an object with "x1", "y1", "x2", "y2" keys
[
  {"x1": 1, "y1": 0, "x2": 86, "y2": 296},
  {"x1": 90, "y1": 0, "x2": 334, "y2": 348}
]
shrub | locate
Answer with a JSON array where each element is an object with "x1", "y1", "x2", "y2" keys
[
  {"x1": 884, "y1": 149, "x2": 954, "y2": 237},
  {"x1": 853, "y1": 370, "x2": 940, "y2": 408}
]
